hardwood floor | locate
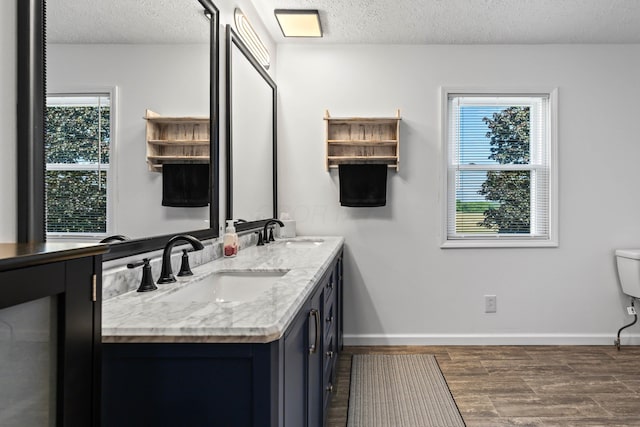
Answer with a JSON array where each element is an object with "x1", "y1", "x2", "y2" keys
[{"x1": 327, "y1": 345, "x2": 640, "y2": 427}]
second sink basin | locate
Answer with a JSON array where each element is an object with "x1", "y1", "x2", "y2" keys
[
  {"x1": 283, "y1": 239, "x2": 324, "y2": 248},
  {"x1": 155, "y1": 270, "x2": 289, "y2": 303}
]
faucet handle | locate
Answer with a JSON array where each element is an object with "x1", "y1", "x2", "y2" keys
[
  {"x1": 256, "y1": 230, "x2": 265, "y2": 246},
  {"x1": 268, "y1": 227, "x2": 275, "y2": 242},
  {"x1": 127, "y1": 258, "x2": 157, "y2": 292},
  {"x1": 178, "y1": 249, "x2": 193, "y2": 277}
]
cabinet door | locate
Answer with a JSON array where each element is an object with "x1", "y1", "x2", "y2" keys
[
  {"x1": 336, "y1": 252, "x2": 344, "y2": 351},
  {"x1": 0, "y1": 256, "x2": 100, "y2": 427},
  {"x1": 283, "y1": 303, "x2": 309, "y2": 427},
  {"x1": 308, "y1": 281, "x2": 324, "y2": 427},
  {"x1": 284, "y1": 278, "x2": 325, "y2": 427}
]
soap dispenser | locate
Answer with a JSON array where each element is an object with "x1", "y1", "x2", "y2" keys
[{"x1": 223, "y1": 220, "x2": 239, "y2": 257}]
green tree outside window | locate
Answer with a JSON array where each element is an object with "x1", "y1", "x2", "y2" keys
[
  {"x1": 478, "y1": 106, "x2": 530, "y2": 233},
  {"x1": 45, "y1": 96, "x2": 110, "y2": 235}
]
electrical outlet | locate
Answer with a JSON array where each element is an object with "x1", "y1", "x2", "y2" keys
[{"x1": 485, "y1": 295, "x2": 497, "y2": 313}]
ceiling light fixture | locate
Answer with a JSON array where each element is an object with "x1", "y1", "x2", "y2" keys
[{"x1": 274, "y1": 9, "x2": 323, "y2": 38}]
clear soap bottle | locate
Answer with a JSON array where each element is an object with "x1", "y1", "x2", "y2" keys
[{"x1": 223, "y1": 220, "x2": 239, "y2": 257}]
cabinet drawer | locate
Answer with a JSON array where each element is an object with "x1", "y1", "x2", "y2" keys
[
  {"x1": 323, "y1": 334, "x2": 336, "y2": 379},
  {"x1": 323, "y1": 269, "x2": 336, "y2": 305},
  {"x1": 323, "y1": 363, "x2": 335, "y2": 416},
  {"x1": 323, "y1": 296, "x2": 336, "y2": 342}
]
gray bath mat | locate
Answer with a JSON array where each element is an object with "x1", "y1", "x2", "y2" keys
[{"x1": 347, "y1": 354, "x2": 465, "y2": 427}]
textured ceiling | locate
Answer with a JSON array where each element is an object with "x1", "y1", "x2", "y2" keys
[
  {"x1": 47, "y1": 0, "x2": 210, "y2": 44},
  {"x1": 47, "y1": 0, "x2": 640, "y2": 45},
  {"x1": 252, "y1": 0, "x2": 640, "y2": 44}
]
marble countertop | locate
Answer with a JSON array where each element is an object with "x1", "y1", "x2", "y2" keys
[{"x1": 102, "y1": 236, "x2": 344, "y2": 344}]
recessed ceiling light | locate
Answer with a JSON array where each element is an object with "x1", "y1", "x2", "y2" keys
[{"x1": 274, "y1": 9, "x2": 323, "y2": 38}]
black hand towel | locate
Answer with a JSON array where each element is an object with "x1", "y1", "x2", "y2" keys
[
  {"x1": 162, "y1": 163, "x2": 209, "y2": 207},
  {"x1": 338, "y1": 164, "x2": 387, "y2": 207}
]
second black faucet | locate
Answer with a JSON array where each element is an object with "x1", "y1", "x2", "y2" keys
[{"x1": 257, "y1": 219, "x2": 284, "y2": 246}]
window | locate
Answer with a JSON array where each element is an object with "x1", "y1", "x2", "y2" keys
[
  {"x1": 442, "y1": 89, "x2": 557, "y2": 247},
  {"x1": 45, "y1": 93, "x2": 112, "y2": 238}
]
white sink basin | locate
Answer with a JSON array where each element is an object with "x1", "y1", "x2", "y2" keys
[
  {"x1": 155, "y1": 270, "x2": 289, "y2": 303},
  {"x1": 283, "y1": 239, "x2": 324, "y2": 248}
]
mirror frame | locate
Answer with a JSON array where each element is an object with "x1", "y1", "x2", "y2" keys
[
  {"x1": 17, "y1": 0, "x2": 220, "y2": 260},
  {"x1": 225, "y1": 25, "x2": 277, "y2": 233}
]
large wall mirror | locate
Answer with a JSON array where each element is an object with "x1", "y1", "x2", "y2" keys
[
  {"x1": 225, "y1": 26, "x2": 277, "y2": 233},
  {"x1": 17, "y1": 0, "x2": 220, "y2": 260}
]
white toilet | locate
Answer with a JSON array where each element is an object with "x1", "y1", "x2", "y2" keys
[{"x1": 615, "y1": 249, "x2": 640, "y2": 298}]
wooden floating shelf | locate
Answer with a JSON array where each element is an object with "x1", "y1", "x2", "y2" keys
[
  {"x1": 327, "y1": 156, "x2": 397, "y2": 161},
  {"x1": 147, "y1": 156, "x2": 210, "y2": 161},
  {"x1": 326, "y1": 118, "x2": 400, "y2": 125},
  {"x1": 148, "y1": 140, "x2": 209, "y2": 146},
  {"x1": 327, "y1": 140, "x2": 397, "y2": 145},
  {"x1": 144, "y1": 116, "x2": 209, "y2": 124},
  {"x1": 146, "y1": 155, "x2": 209, "y2": 172},
  {"x1": 327, "y1": 156, "x2": 398, "y2": 168},
  {"x1": 329, "y1": 165, "x2": 398, "y2": 170},
  {"x1": 324, "y1": 109, "x2": 401, "y2": 171},
  {"x1": 145, "y1": 109, "x2": 210, "y2": 172}
]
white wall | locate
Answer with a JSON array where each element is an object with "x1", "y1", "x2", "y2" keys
[
  {"x1": 0, "y1": 0, "x2": 16, "y2": 243},
  {"x1": 276, "y1": 44, "x2": 640, "y2": 345}
]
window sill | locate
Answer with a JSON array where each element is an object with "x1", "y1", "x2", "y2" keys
[{"x1": 441, "y1": 239, "x2": 558, "y2": 249}]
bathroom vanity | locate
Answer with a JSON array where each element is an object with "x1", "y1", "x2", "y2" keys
[
  {"x1": 0, "y1": 242, "x2": 108, "y2": 427},
  {"x1": 101, "y1": 237, "x2": 344, "y2": 427}
]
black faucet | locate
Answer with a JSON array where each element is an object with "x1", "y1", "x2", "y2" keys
[
  {"x1": 258, "y1": 219, "x2": 284, "y2": 246},
  {"x1": 99, "y1": 234, "x2": 129, "y2": 243},
  {"x1": 127, "y1": 258, "x2": 157, "y2": 292},
  {"x1": 157, "y1": 235, "x2": 204, "y2": 284}
]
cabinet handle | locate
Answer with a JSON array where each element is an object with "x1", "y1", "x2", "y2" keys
[
  {"x1": 326, "y1": 351, "x2": 333, "y2": 358},
  {"x1": 309, "y1": 309, "x2": 320, "y2": 354},
  {"x1": 326, "y1": 315, "x2": 334, "y2": 324},
  {"x1": 326, "y1": 384, "x2": 334, "y2": 393},
  {"x1": 327, "y1": 280, "x2": 334, "y2": 290}
]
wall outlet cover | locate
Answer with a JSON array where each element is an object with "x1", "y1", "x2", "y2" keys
[{"x1": 485, "y1": 295, "x2": 497, "y2": 313}]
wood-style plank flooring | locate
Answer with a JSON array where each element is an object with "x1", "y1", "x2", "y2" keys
[{"x1": 327, "y1": 345, "x2": 640, "y2": 427}]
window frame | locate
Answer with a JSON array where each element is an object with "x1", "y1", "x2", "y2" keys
[
  {"x1": 45, "y1": 88, "x2": 117, "y2": 240},
  {"x1": 440, "y1": 87, "x2": 558, "y2": 248}
]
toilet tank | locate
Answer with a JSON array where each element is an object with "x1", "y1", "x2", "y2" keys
[{"x1": 615, "y1": 249, "x2": 640, "y2": 298}]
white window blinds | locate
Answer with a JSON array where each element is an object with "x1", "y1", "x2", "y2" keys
[
  {"x1": 45, "y1": 93, "x2": 112, "y2": 236},
  {"x1": 445, "y1": 93, "x2": 554, "y2": 245}
]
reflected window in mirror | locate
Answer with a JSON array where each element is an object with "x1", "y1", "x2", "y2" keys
[{"x1": 45, "y1": 92, "x2": 113, "y2": 240}]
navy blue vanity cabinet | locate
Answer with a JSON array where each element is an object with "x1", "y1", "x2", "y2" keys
[
  {"x1": 102, "y1": 248, "x2": 343, "y2": 427},
  {"x1": 282, "y1": 248, "x2": 344, "y2": 427}
]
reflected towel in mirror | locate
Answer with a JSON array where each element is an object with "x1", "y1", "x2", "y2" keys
[{"x1": 162, "y1": 163, "x2": 209, "y2": 207}]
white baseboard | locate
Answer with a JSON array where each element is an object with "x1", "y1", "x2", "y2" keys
[{"x1": 343, "y1": 333, "x2": 640, "y2": 346}]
